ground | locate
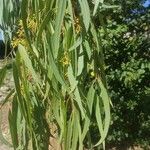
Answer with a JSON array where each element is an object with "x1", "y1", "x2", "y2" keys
[{"x1": 0, "y1": 60, "x2": 13, "y2": 150}]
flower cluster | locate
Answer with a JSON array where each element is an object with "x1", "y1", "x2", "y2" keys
[
  {"x1": 11, "y1": 15, "x2": 37, "y2": 49},
  {"x1": 11, "y1": 20, "x2": 27, "y2": 48},
  {"x1": 74, "y1": 17, "x2": 81, "y2": 34},
  {"x1": 27, "y1": 15, "x2": 37, "y2": 34},
  {"x1": 60, "y1": 51, "x2": 70, "y2": 66}
]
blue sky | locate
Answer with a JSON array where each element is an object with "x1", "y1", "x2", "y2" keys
[{"x1": 143, "y1": 0, "x2": 150, "y2": 7}]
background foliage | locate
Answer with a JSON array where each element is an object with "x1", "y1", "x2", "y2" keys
[
  {"x1": 0, "y1": 0, "x2": 111, "y2": 150},
  {"x1": 98, "y1": 0, "x2": 150, "y2": 148}
]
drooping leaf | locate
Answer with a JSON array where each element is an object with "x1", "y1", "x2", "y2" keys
[{"x1": 78, "y1": 0, "x2": 91, "y2": 31}]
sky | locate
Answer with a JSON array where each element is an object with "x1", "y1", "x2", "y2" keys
[
  {"x1": 0, "y1": 0, "x2": 150, "y2": 41},
  {"x1": 143, "y1": 0, "x2": 150, "y2": 7}
]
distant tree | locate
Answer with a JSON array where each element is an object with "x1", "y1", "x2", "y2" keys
[{"x1": 98, "y1": 0, "x2": 150, "y2": 147}]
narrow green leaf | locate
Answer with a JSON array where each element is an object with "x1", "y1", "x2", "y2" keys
[
  {"x1": 48, "y1": 47, "x2": 67, "y2": 88},
  {"x1": 21, "y1": 0, "x2": 32, "y2": 47},
  {"x1": 76, "y1": 111, "x2": 83, "y2": 149},
  {"x1": 95, "y1": 95, "x2": 104, "y2": 141},
  {"x1": 0, "y1": 66, "x2": 7, "y2": 87},
  {"x1": 36, "y1": 10, "x2": 51, "y2": 44},
  {"x1": 69, "y1": 37, "x2": 82, "y2": 52},
  {"x1": 67, "y1": 65, "x2": 78, "y2": 92},
  {"x1": 53, "y1": 0, "x2": 67, "y2": 58},
  {"x1": 65, "y1": 118, "x2": 73, "y2": 150},
  {"x1": 87, "y1": 84, "x2": 95, "y2": 114},
  {"x1": 71, "y1": 112, "x2": 79, "y2": 150},
  {"x1": 74, "y1": 88, "x2": 85, "y2": 118},
  {"x1": 82, "y1": 84, "x2": 95, "y2": 140},
  {"x1": 94, "y1": 79, "x2": 111, "y2": 146},
  {"x1": 83, "y1": 40, "x2": 92, "y2": 59},
  {"x1": 93, "y1": 0, "x2": 104, "y2": 16},
  {"x1": 13, "y1": 61, "x2": 26, "y2": 120},
  {"x1": 8, "y1": 95, "x2": 19, "y2": 149},
  {"x1": 77, "y1": 45, "x2": 84, "y2": 76},
  {"x1": 18, "y1": 44, "x2": 41, "y2": 85},
  {"x1": 78, "y1": 0, "x2": 91, "y2": 31}
]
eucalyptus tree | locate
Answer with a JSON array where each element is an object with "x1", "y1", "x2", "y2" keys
[{"x1": 0, "y1": 0, "x2": 111, "y2": 149}]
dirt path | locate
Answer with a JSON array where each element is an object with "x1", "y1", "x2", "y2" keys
[
  {"x1": 0, "y1": 60, "x2": 14, "y2": 150},
  {"x1": 0, "y1": 103, "x2": 13, "y2": 150}
]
